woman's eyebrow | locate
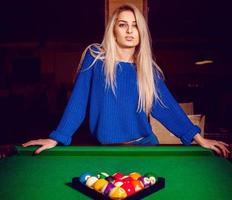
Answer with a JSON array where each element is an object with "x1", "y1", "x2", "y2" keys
[{"x1": 118, "y1": 20, "x2": 136, "y2": 23}]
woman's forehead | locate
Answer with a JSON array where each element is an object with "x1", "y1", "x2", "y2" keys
[{"x1": 117, "y1": 10, "x2": 136, "y2": 22}]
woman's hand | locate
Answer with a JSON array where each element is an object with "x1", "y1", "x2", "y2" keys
[
  {"x1": 22, "y1": 139, "x2": 58, "y2": 155},
  {"x1": 194, "y1": 133, "x2": 230, "y2": 158}
]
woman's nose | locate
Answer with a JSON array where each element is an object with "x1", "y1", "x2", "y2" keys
[{"x1": 126, "y1": 25, "x2": 133, "y2": 34}]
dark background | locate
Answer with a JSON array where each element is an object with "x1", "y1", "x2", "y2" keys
[{"x1": 0, "y1": 0, "x2": 231, "y2": 145}]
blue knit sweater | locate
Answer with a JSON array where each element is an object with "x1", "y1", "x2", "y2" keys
[{"x1": 49, "y1": 48, "x2": 200, "y2": 145}]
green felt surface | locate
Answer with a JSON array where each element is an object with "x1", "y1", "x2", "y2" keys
[{"x1": 1, "y1": 146, "x2": 232, "y2": 200}]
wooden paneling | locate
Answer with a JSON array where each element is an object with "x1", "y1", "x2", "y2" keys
[{"x1": 105, "y1": 0, "x2": 147, "y2": 25}]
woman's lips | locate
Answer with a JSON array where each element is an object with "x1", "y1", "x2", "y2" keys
[{"x1": 125, "y1": 36, "x2": 134, "y2": 41}]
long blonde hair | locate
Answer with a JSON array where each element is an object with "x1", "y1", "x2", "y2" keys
[{"x1": 77, "y1": 4, "x2": 163, "y2": 115}]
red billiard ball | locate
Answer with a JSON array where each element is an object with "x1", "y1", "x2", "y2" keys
[
  {"x1": 121, "y1": 181, "x2": 136, "y2": 196},
  {"x1": 113, "y1": 172, "x2": 125, "y2": 180},
  {"x1": 121, "y1": 176, "x2": 133, "y2": 184}
]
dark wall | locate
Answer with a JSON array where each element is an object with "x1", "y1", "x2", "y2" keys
[
  {"x1": 0, "y1": 0, "x2": 232, "y2": 145},
  {"x1": 148, "y1": 0, "x2": 232, "y2": 132},
  {"x1": 0, "y1": 0, "x2": 105, "y2": 44}
]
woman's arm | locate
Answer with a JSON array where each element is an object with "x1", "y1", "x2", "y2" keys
[
  {"x1": 48, "y1": 58, "x2": 93, "y2": 145},
  {"x1": 193, "y1": 133, "x2": 230, "y2": 157},
  {"x1": 22, "y1": 47, "x2": 95, "y2": 153},
  {"x1": 151, "y1": 78, "x2": 230, "y2": 157},
  {"x1": 22, "y1": 139, "x2": 58, "y2": 154},
  {"x1": 151, "y1": 78, "x2": 200, "y2": 145}
]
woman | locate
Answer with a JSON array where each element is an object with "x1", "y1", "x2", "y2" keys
[{"x1": 23, "y1": 4, "x2": 230, "y2": 157}]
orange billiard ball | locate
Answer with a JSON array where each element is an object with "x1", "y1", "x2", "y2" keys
[
  {"x1": 131, "y1": 180, "x2": 144, "y2": 192},
  {"x1": 129, "y1": 172, "x2": 142, "y2": 180}
]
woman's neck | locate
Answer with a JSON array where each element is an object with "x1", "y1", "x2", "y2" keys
[{"x1": 116, "y1": 47, "x2": 135, "y2": 63}]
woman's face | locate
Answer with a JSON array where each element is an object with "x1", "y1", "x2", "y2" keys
[{"x1": 114, "y1": 10, "x2": 140, "y2": 49}]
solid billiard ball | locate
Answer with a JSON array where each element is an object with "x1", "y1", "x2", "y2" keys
[
  {"x1": 131, "y1": 180, "x2": 144, "y2": 192},
  {"x1": 121, "y1": 176, "x2": 133, "y2": 184},
  {"x1": 79, "y1": 172, "x2": 92, "y2": 184},
  {"x1": 113, "y1": 172, "x2": 125, "y2": 180},
  {"x1": 129, "y1": 172, "x2": 142, "y2": 180},
  {"x1": 102, "y1": 182, "x2": 115, "y2": 195},
  {"x1": 138, "y1": 176, "x2": 151, "y2": 188},
  {"x1": 96, "y1": 172, "x2": 109, "y2": 179},
  {"x1": 93, "y1": 179, "x2": 109, "y2": 193},
  {"x1": 109, "y1": 186, "x2": 127, "y2": 199},
  {"x1": 86, "y1": 176, "x2": 98, "y2": 188},
  {"x1": 121, "y1": 182, "x2": 136, "y2": 196},
  {"x1": 105, "y1": 176, "x2": 115, "y2": 183}
]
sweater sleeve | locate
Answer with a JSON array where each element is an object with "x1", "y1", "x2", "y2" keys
[
  {"x1": 151, "y1": 78, "x2": 201, "y2": 145},
  {"x1": 49, "y1": 49, "x2": 94, "y2": 145}
]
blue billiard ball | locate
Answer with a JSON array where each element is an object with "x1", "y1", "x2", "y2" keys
[{"x1": 79, "y1": 172, "x2": 93, "y2": 184}]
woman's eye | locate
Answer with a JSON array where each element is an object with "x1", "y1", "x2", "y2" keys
[{"x1": 119, "y1": 24, "x2": 127, "y2": 28}]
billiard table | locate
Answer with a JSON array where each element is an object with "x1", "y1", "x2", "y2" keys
[{"x1": 0, "y1": 145, "x2": 232, "y2": 200}]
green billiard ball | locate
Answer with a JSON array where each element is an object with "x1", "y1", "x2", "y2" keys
[{"x1": 97, "y1": 172, "x2": 109, "y2": 179}]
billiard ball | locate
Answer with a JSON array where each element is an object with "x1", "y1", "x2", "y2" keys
[
  {"x1": 121, "y1": 176, "x2": 133, "y2": 184},
  {"x1": 113, "y1": 180, "x2": 124, "y2": 187},
  {"x1": 79, "y1": 172, "x2": 92, "y2": 184},
  {"x1": 86, "y1": 176, "x2": 98, "y2": 188},
  {"x1": 138, "y1": 176, "x2": 151, "y2": 188},
  {"x1": 144, "y1": 172, "x2": 157, "y2": 185},
  {"x1": 149, "y1": 176, "x2": 156, "y2": 185},
  {"x1": 129, "y1": 172, "x2": 142, "y2": 180},
  {"x1": 105, "y1": 176, "x2": 115, "y2": 183},
  {"x1": 113, "y1": 172, "x2": 125, "y2": 180},
  {"x1": 93, "y1": 179, "x2": 108, "y2": 193},
  {"x1": 102, "y1": 182, "x2": 115, "y2": 195},
  {"x1": 131, "y1": 180, "x2": 144, "y2": 192},
  {"x1": 96, "y1": 172, "x2": 109, "y2": 179},
  {"x1": 109, "y1": 186, "x2": 127, "y2": 199},
  {"x1": 121, "y1": 182, "x2": 136, "y2": 196}
]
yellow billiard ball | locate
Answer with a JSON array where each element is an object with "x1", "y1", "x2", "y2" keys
[
  {"x1": 93, "y1": 179, "x2": 108, "y2": 193},
  {"x1": 109, "y1": 186, "x2": 127, "y2": 199}
]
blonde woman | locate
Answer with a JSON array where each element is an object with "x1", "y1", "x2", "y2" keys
[{"x1": 23, "y1": 4, "x2": 230, "y2": 157}]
